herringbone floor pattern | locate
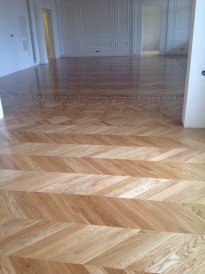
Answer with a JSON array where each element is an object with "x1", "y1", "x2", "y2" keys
[{"x1": 0, "y1": 57, "x2": 205, "y2": 274}]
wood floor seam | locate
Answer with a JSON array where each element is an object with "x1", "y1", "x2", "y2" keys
[{"x1": 0, "y1": 56, "x2": 204, "y2": 273}]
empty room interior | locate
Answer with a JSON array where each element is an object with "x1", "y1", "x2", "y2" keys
[{"x1": 0, "y1": 0, "x2": 205, "y2": 273}]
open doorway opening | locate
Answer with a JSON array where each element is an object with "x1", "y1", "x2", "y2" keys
[
  {"x1": 142, "y1": 6, "x2": 161, "y2": 56},
  {"x1": 42, "y1": 9, "x2": 55, "y2": 60}
]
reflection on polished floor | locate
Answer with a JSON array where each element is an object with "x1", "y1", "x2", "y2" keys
[
  {"x1": 1, "y1": 56, "x2": 205, "y2": 274},
  {"x1": 0, "y1": 56, "x2": 186, "y2": 98}
]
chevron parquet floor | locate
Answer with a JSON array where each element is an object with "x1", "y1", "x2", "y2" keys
[{"x1": 0, "y1": 57, "x2": 205, "y2": 274}]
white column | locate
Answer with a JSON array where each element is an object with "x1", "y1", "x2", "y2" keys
[
  {"x1": 183, "y1": 0, "x2": 205, "y2": 128},
  {"x1": 0, "y1": 98, "x2": 4, "y2": 119}
]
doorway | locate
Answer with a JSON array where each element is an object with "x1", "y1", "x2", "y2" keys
[
  {"x1": 142, "y1": 6, "x2": 161, "y2": 55},
  {"x1": 42, "y1": 9, "x2": 54, "y2": 60}
]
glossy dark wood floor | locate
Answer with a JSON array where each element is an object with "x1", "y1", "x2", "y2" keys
[
  {"x1": 1, "y1": 56, "x2": 205, "y2": 274},
  {"x1": 0, "y1": 56, "x2": 186, "y2": 98}
]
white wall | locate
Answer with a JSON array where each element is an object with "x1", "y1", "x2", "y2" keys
[
  {"x1": 58, "y1": 0, "x2": 131, "y2": 56},
  {"x1": 58, "y1": 0, "x2": 170, "y2": 56},
  {"x1": 183, "y1": 0, "x2": 205, "y2": 128},
  {"x1": 0, "y1": 0, "x2": 193, "y2": 77},
  {"x1": 142, "y1": 6, "x2": 161, "y2": 51},
  {"x1": 0, "y1": 0, "x2": 35, "y2": 77},
  {"x1": 166, "y1": 0, "x2": 192, "y2": 54},
  {"x1": 57, "y1": 0, "x2": 192, "y2": 57},
  {"x1": 0, "y1": 0, "x2": 61, "y2": 77},
  {"x1": 0, "y1": 98, "x2": 4, "y2": 119}
]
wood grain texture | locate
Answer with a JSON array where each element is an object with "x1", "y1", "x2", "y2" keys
[{"x1": 0, "y1": 56, "x2": 205, "y2": 274}]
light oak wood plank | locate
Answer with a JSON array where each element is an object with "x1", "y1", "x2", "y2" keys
[{"x1": 0, "y1": 56, "x2": 204, "y2": 273}]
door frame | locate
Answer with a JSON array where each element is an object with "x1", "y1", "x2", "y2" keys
[
  {"x1": 132, "y1": 0, "x2": 168, "y2": 55},
  {"x1": 42, "y1": 8, "x2": 56, "y2": 60},
  {"x1": 142, "y1": 5, "x2": 161, "y2": 53}
]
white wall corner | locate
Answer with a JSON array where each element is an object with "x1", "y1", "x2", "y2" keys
[
  {"x1": 0, "y1": 99, "x2": 4, "y2": 119},
  {"x1": 0, "y1": 0, "x2": 36, "y2": 77},
  {"x1": 183, "y1": 0, "x2": 205, "y2": 128}
]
